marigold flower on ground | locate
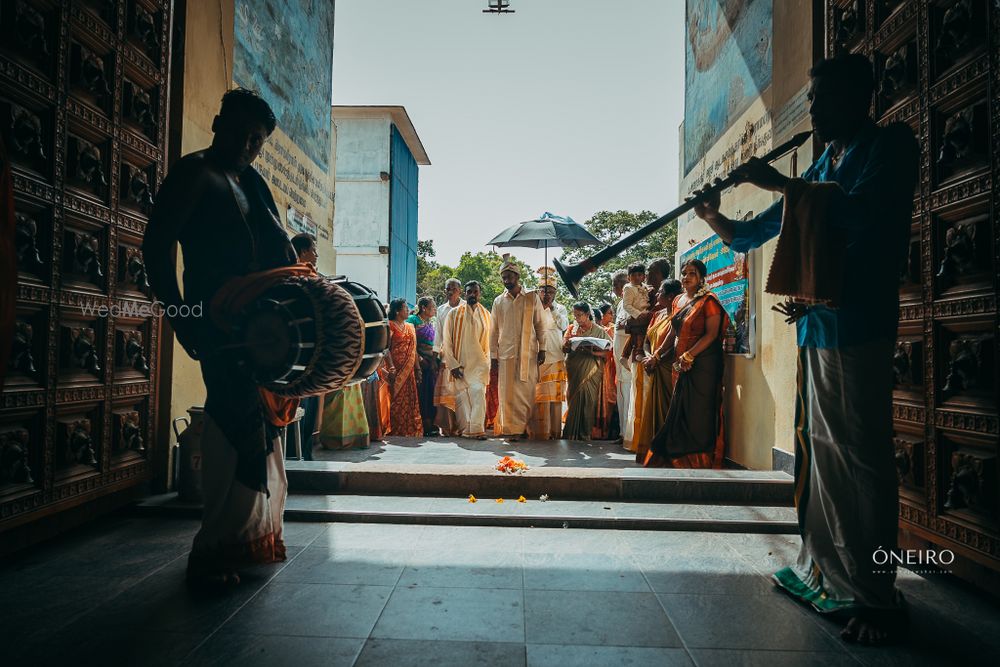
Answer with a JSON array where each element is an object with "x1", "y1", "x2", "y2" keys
[
  {"x1": 517, "y1": 496, "x2": 526, "y2": 503},
  {"x1": 495, "y1": 456, "x2": 528, "y2": 474},
  {"x1": 468, "y1": 494, "x2": 477, "y2": 503},
  {"x1": 495, "y1": 498, "x2": 504, "y2": 503}
]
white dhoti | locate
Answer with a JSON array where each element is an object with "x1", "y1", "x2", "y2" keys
[
  {"x1": 497, "y1": 357, "x2": 538, "y2": 436},
  {"x1": 188, "y1": 415, "x2": 287, "y2": 575},
  {"x1": 613, "y1": 328, "x2": 633, "y2": 446},
  {"x1": 490, "y1": 288, "x2": 546, "y2": 438},
  {"x1": 441, "y1": 303, "x2": 492, "y2": 438},
  {"x1": 454, "y1": 379, "x2": 488, "y2": 437}
]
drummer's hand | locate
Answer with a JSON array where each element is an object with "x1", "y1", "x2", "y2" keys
[
  {"x1": 450, "y1": 368, "x2": 464, "y2": 380},
  {"x1": 537, "y1": 351, "x2": 545, "y2": 365},
  {"x1": 772, "y1": 300, "x2": 809, "y2": 324},
  {"x1": 641, "y1": 355, "x2": 657, "y2": 371},
  {"x1": 731, "y1": 157, "x2": 789, "y2": 193},
  {"x1": 690, "y1": 179, "x2": 722, "y2": 222}
]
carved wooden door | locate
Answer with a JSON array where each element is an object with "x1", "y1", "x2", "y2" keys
[
  {"x1": 1, "y1": 0, "x2": 171, "y2": 529},
  {"x1": 828, "y1": 0, "x2": 999, "y2": 581}
]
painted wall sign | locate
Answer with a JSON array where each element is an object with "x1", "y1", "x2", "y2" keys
[
  {"x1": 679, "y1": 233, "x2": 753, "y2": 356},
  {"x1": 234, "y1": 0, "x2": 335, "y2": 173},
  {"x1": 684, "y1": 0, "x2": 773, "y2": 174}
]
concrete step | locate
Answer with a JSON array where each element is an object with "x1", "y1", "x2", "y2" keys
[
  {"x1": 285, "y1": 461, "x2": 794, "y2": 506},
  {"x1": 135, "y1": 493, "x2": 798, "y2": 534}
]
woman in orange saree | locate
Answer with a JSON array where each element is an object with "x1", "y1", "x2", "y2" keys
[
  {"x1": 386, "y1": 298, "x2": 423, "y2": 437},
  {"x1": 645, "y1": 259, "x2": 729, "y2": 469},
  {"x1": 633, "y1": 279, "x2": 683, "y2": 464}
]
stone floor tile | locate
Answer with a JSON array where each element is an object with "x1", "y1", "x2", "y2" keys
[
  {"x1": 521, "y1": 527, "x2": 630, "y2": 555},
  {"x1": 641, "y1": 553, "x2": 775, "y2": 596},
  {"x1": 527, "y1": 643, "x2": 694, "y2": 666},
  {"x1": 64, "y1": 555, "x2": 277, "y2": 636},
  {"x1": 612, "y1": 502, "x2": 708, "y2": 520},
  {"x1": 658, "y1": 592, "x2": 843, "y2": 651},
  {"x1": 690, "y1": 648, "x2": 857, "y2": 666},
  {"x1": 310, "y1": 523, "x2": 428, "y2": 551},
  {"x1": 523, "y1": 589, "x2": 682, "y2": 648},
  {"x1": 1, "y1": 573, "x2": 142, "y2": 652},
  {"x1": 419, "y1": 524, "x2": 527, "y2": 552},
  {"x1": 371, "y1": 586, "x2": 525, "y2": 643},
  {"x1": 274, "y1": 548, "x2": 405, "y2": 586},
  {"x1": 312, "y1": 436, "x2": 639, "y2": 469},
  {"x1": 723, "y1": 532, "x2": 803, "y2": 575},
  {"x1": 69, "y1": 631, "x2": 206, "y2": 667},
  {"x1": 221, "y1": 582, "x2": 391, "y2": 638},
  {"x1": 400, "y1": 550, "x2": 523, "y2": 589},
  {"x1": 522, "y1": 552, "x2": 650, "y2": 593},
  {"x1": 622, "y1": 529, "x2": 736, "y2": 556},
  {"x1": 187, "y1": 633, "x2": 364, "y2": 667},
  {"x1": 830, "y1": 594, "x2": 1000, "y2": 667},
  {"x1": 279, "y1": 521, "x2": 328, "y2": 547},
  {"x1": 355, "y1": 638, "x2": 526, "y2": 667}
]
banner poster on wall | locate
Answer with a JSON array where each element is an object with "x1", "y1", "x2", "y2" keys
[{"x1": 679, "y1": 234, "x2": 753, "y2": 356}]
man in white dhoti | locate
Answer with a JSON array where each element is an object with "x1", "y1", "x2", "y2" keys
[
  {"x1": 533, "y1": 276, "x2": 568, "y2": 439},
  {"x1": 490, "y1": 254, "x2": 546, "y2": 441},
  {"x1": 610, "y1": 270, "x2": 632, "y2": 446},
  {"x1": 433, "y1": 278, "x2": 464, "y2": 435},
  {"x1": 440, "y1": 281, "x2": 491, "y2": 438}
]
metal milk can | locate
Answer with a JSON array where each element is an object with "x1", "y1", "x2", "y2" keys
[{"x1": 173, "y1": 406, "x2": 205, "y2": 503}]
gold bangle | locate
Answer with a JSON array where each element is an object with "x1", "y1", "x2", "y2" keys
[{"x1": 681, "y1": 351, "x2": 694, "y2": 363}]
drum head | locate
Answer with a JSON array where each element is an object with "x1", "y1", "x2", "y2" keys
[{"x1": 237, "y1": 277, "x2": 366, "y2": 397}]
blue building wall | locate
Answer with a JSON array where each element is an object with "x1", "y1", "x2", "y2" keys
[{"x1": 389, "y1": 125, "x2": 419, "y2": 303}]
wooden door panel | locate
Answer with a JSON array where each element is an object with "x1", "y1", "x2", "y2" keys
[
  {"x1": 1, "y1": 0, "x2": 171, "y2": 530},
  {"x1": 827, "y1": 0, "x2": 1000, "y2": 577}
]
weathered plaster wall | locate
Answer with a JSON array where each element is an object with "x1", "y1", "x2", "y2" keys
[
  {"x1": 169, "y1": 0, "x2": 336, "y2": 428},
  {"x1": 678, "y1": 0, "x2": 815, "y2": 470},
  {"x1": 332, "y1": 115, "x2": 392, "y2": 300}
]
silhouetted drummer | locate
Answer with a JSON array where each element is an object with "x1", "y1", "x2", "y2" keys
[{"x1": 144, "y1": 88, "x2": 296, "y2": 588}]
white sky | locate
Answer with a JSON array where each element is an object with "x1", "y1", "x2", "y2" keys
[{"x1": 332, "y1": 0, "x2": 686, "y2": 269}]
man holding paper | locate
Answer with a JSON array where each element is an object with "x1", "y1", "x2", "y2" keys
[{"x1": 561, "y1": 302, "x2": 612, "y2": 440}]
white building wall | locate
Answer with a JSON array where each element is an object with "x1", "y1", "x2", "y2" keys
[{"x1": 333, "y1": 116, "x2": 392, "y2": 299}]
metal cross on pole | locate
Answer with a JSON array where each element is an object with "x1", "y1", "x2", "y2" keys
[{"x1": 483, "y1": 1, "x2": 515, "y2": 14}]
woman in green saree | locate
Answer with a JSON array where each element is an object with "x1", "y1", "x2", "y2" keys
[{"x1": 562, "y1": 302, "x2": 611, "y2": 441}]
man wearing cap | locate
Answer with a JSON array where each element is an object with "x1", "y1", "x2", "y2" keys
[
  {"x1": 490, "y1": 254, "x2": 547, "y2": 441},
  {"x1": 537, "y1": 266, "x2": 569, "y2": 330}
]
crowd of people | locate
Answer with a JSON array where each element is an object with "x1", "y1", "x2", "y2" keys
[
  {"x1": 142, "y1": 54, "x2": 918, "y2": 644},
  {"x1": 304, "y1": 250, "x2": 730, "y2": 471}
]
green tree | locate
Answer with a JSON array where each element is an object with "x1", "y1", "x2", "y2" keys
[
  {"x1": 453, "y1": 250, "x2": 537, "y2": 310},
  {"x1": 416, "y1": 243, "x2": 538, "y2": 309},
  {"x1": 558, "y1": 210, "x2": 677, "y2": 308},
  {"x1": 416, "y1": 239, "x2": 455, "y2": 303}
]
